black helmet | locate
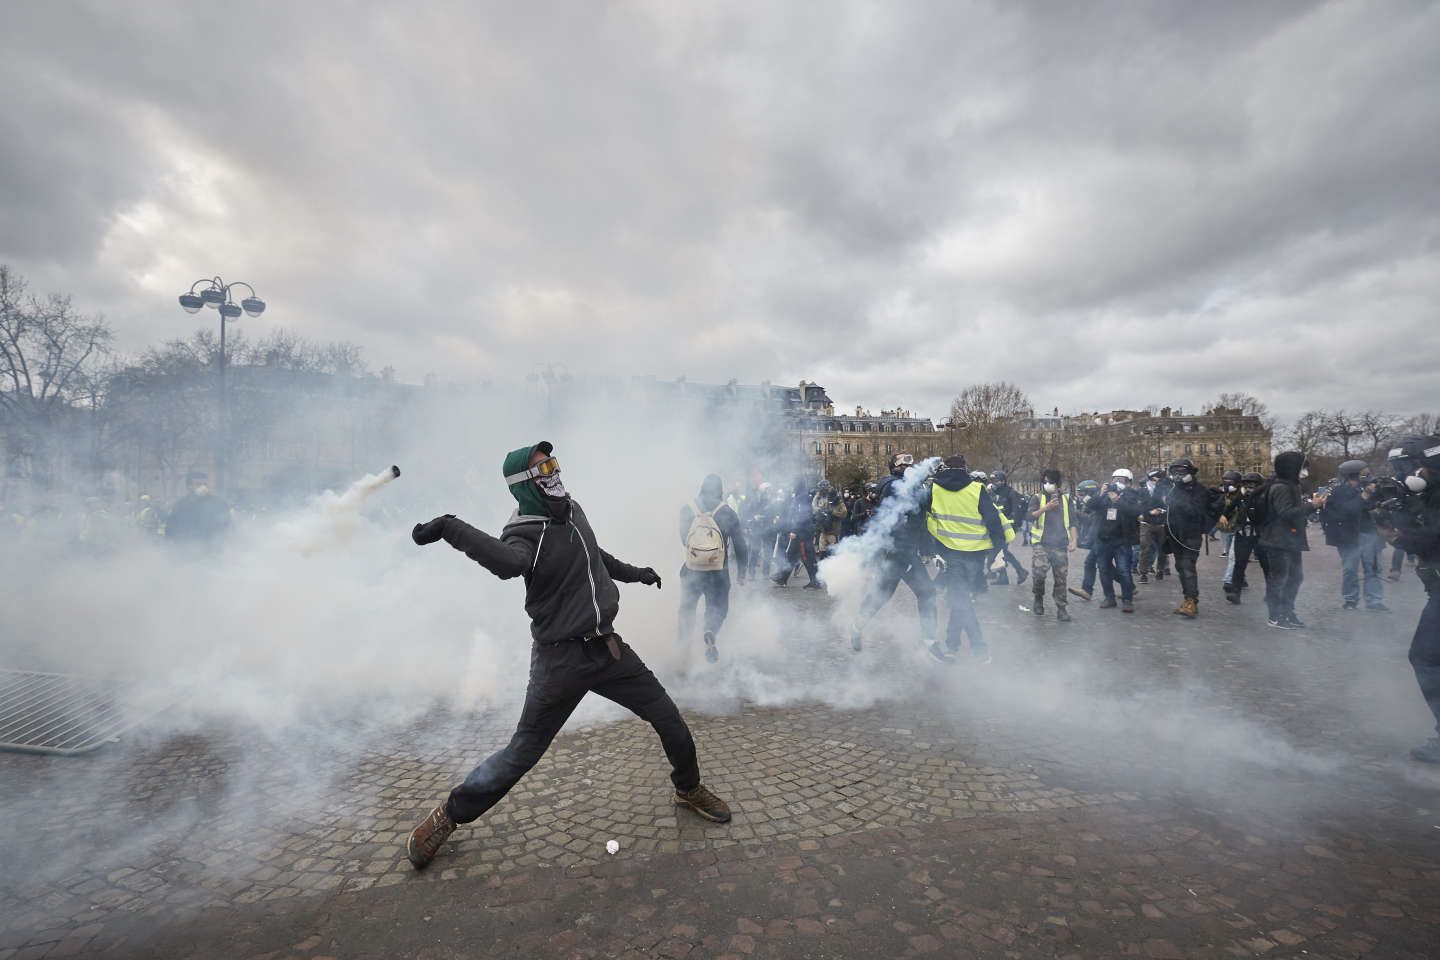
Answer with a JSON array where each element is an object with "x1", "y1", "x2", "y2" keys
[
  {"x1": 1077, "y1": 479, "x2": 1101, "y2": 495},
  {"x1": 991, "y1": 470, "x2": 1008, "y2": 484},
  {"x1": 1221, "y1": 470, "x2": 1241, "y2": 484},
  {"x1": 1167, "y1": 458, "x2": 1197, "y2": 476},
  {"x1": 1147, "y1": 467, "x2": 1164, "y2": 480},
  {"x1": 1387, "y1": 436, "x2": 1440, "y2": 477},
  {"x1": 1241, "y1": 471, "x2": 1264, "y2": 485}
]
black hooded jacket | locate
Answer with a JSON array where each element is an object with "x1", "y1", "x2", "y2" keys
[
  {"x1": 678, "y1": 474, "x2": 749, "y2": 575},
  {"x1": 1259, "y1": 452, "x2": 1312, "y2": 552},
  {"x1": 1161, "y1": 479, "x2": 1225, "y2": 544},
  {"x1": 435, "y1": 502, "x2": 647, "y2": 644},
  {"x1": 919, "y1": 467, "x2": 1007, "y2": 554}
]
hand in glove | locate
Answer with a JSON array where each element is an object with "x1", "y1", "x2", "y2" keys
[
  {"x1": 637, "y1": 567, "x2": 663, "y2": 589},
  {"x1": 412, "y1": 515, "x2": 454, "y2": 545},
  {"x1": 931, "y1": 554, "x2": 948, "y2": 573}
]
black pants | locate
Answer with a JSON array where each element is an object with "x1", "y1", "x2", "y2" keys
[
  {"x1": 1139, "y1": 523, "x2": 1171, "y2": 574},
  {"x1": 1411, "y1": 589, "x2": 1440, "y2": 737},
  {"x1": 857, "y1": 552, "x2": 938, "y2": 639},
  {"x1": 939, "y1": 551, "x2": 988, "y2": 655},
  {"x1": 774, "y1": 536, "x2": 819, "y2": 585},
  {"x1": 1393, "y1": 547, "x2": 1408, "y2": 575},
  {"x1": 678, "y1": 569, "x2": 731, "y2": 640},
  {"x1": 1226, "y1": 534, "x2": 1264, "y2": 595},
  {"x1": 446, "y1": 637, "x2": 700, "y2": 824},
  {"x1": 1172, "y1": 535, "x2": 1201, "y2": 599},
  {"x1": 1265, "y1": 548, "x2": 1304, "y2": 621}
]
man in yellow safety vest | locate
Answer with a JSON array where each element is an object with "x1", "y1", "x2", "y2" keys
[
  {"x1": 922, "y1": 454, "x2": 1008, "y2": 663},
  {"x1": 1027, "y1": 468, "x2": 1078, "y2": 622}
]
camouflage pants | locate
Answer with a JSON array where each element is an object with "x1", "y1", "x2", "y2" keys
[{"x1": 1032, "y1": 545, "x2": 1069, "y2": 609}]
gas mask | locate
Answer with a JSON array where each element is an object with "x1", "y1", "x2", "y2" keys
[
  {"x1": 1405, "y1": 473, "x2": 1428, "y2": 493},
  {"x1": 1171, "y1": 472, "x2": 1193, "y2": 485},
  {"x1": 1113, "y1": 479, "x2": 1129, "y2": 490},
  {"x1": 1299, "y1": 468, "x2": 1310, "y2": 480}
]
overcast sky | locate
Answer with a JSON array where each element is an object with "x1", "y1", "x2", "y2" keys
[{"x1": 2, "y1": 1, "x2": 1437, "y2": 423}]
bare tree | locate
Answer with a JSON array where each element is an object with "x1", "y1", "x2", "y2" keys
[
  {"x1": 1279, "y1": 410, "x2": 1330, "y2": 459},
  {"x1": 1321, "y1": 410, "x2": 1367, "y2": 459},
  {"x1": 0, "y1": 265, "x2": 114, "y2": 486},
  {"x1": 1355, "y1": 410, "x2": 1402, "y2": 459},
  {"x1": 1211, "y1": 392, "x2": 1277, "y2": 432},
  {"x1": 948, "y1": 381, "x2": 1031, "y2": 471},
  {"x1": 1397, "y1": 412, "x2": 1440, "y2": 438}
]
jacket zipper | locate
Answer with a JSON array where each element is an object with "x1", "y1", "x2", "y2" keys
[{"x1": 572, "y1": 519, "x2": 603, "y2": 631}]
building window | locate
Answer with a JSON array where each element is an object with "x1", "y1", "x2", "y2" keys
[
  {"x1": 1199, "y1": 443, "x2": 1208, "y2": 454},
  {"x1": 813, "y1": 441, "x2": 821, "y2": 455},
  {"x1": 885, "y1": 443, "x2": 893, "y2": 454},
  {"x1": 1216, "y1": 443, "x2": 1225, "y2": 455},
  {"x1": 829, "y1": 443, "x2": 838, "y2": 456},
  {"x1": 844, "y1": 442, "x2": 851, "y2": 454},
  {"x1": 1184, "y1": 443, "x2": 1192, "y2": 455}
]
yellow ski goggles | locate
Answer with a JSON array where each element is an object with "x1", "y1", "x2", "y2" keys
[{"x1": 505, "y1": 456, "x2": 561, "y2": 485}]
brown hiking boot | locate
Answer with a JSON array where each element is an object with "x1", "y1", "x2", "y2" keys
[
  {"x1": 675, "y1": 783, "x2": 732, "y2": 823},
  {"x1": 406, "y1": 803, "x2": 457, "y2": 870},
  {"x1": 1173, "y1": 597, "x2": 1198, "y2": 618}
]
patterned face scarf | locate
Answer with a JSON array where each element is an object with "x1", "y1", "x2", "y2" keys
[{"x1": 536, "y1": 474, "x2": 567, "y2": 500}]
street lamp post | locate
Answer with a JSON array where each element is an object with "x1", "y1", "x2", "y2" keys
[{"x1": 178, "y1": 277, "x2": 266, "y2": 492}]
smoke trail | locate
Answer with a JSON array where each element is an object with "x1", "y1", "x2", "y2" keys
[{"x1": 817, "y1": 457, "x2": 941, "y2": 619}]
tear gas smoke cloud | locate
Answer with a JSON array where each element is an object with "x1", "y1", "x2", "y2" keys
[{"x1": 1, "y1": 381, "x2": 1433, "y2": 899}]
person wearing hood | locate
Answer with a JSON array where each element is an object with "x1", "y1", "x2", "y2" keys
[
  {"x1": 986, "y1": 470, "x2": 1029, "y2": 587},
  {"x1": 1322, "y1": 460, "x2": 1388, "y2": 612},
  {"x1": 772, "y1": 482, "x2": 823, "y2": 588},
  {"x1": 1259, "y1": 450, "x2": 1321, "y2": 629},
  {"x1": 922, "y1": 454, "x2": 1008, "y2": 663},
  {"x1": 1375, "y1": 435, "x2": 1440, "y2": 763},
  {"x1": 1223, "y1": 472, "x2": 1270, "y2": 605},
  {"x1": 403, "y1": 441, "x2": 732, "y2": 870},
  {"x1": 678, "y1": 474, "x2": 749, "y2": 663},
  {"x1": 1157, "y1": 458, "x2": 1225, "y2": 619},
  {"x1": 850, "y1": 452, "x2": 940, "y2": 653}
]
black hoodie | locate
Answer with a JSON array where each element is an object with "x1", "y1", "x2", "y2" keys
[
  {"x1": 1258, "y1": 451, "x2": 1311, "y2": 552},
  {"x1": 919, "y1": 467, "x2": 1007, "y2": 554},
  {"x1": 677, "y1": 474, "x2": 749, "y2": 575}
]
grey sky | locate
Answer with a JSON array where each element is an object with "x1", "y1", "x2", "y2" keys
[{"x1": 2, "y1": 0, "x2": 1437, "y2": 423}]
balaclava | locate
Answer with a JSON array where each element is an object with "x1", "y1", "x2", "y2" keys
[{"x1": 502, "y1": 441, "x2": 566, "y2": 518}]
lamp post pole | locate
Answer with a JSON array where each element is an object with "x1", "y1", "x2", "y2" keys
[{"x1": 178, "y1": 278, "x2": 266, "y2": 493}]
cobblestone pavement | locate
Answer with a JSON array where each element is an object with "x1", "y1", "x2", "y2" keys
[{"x1": 3, "y1": 548, "x2": 1439, "y2": 958}]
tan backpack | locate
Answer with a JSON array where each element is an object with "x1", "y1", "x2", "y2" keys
[{"x1": 684, "y1": 501, "x2": 726, "y2": 571}]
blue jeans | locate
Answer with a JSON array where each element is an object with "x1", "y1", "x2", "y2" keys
[
  {"x1": 1094, "y1": 540, "x2": 1135, "y2": 604},
  {"x1": 1081, "y1": 548, "x2": 1099, "y2": 594},
  {"x1": 1338, "y1": 533, "x2": 1384, "y2": 607}
]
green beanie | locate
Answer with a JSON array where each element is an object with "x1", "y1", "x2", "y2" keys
[{"x1": 502, "y1": 442, "x2": 549, "y2": 517}]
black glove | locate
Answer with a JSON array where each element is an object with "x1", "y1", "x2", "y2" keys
[
  {"x1": 412, "y1": 515, "x2": 454, "y2": 545},
  {"x1": 638, "y1": 567, "x2": 663, "y2": 589}
]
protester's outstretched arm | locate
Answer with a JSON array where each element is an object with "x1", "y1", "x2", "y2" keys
[{"x1": 413, "y1": 515, "x2": 532, "y2": 579}]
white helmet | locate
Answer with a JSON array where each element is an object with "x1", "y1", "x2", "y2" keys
[{"x1": 1111, "y1": 468, "x2": 1134, "y2": 481}]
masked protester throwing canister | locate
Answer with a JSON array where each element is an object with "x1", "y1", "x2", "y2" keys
[{"x1": 404, "y1": 442, "x2": 731, "y2": 870}]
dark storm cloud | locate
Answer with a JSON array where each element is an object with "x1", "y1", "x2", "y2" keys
[{"x1": 1, "y1": 0, "x2": 1436, "y2": 422}]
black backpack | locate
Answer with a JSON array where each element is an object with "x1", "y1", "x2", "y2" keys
[{"x1": 1248, "y1": 481, "x2": 1274, "y2": 532}]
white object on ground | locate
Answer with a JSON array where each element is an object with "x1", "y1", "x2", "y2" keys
[{"x1": 606, "y1": 840, "x2": 620, "y2": 855}]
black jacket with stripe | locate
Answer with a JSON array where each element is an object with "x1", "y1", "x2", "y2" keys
[{"x1": 436, "y1": 501, "x2": 646, "y2": 643}]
